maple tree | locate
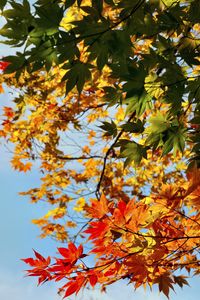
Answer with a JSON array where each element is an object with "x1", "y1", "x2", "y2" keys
[{"x1": 1, "y1": 0, "x2": 200, "y2": 298}]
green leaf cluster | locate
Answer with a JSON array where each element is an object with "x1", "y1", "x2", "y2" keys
[
  {"x1": 1, "y1": 0, "x2": 200, "y2": 165},
  {"x1": 119, "y1": 140, "x2": 147, "y2": 167}
]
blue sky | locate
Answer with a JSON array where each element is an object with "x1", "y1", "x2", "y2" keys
[{"x1": 0, "y1": 4, "x2": 200, "y2": 299}]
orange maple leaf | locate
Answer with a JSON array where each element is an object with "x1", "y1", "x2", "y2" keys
[{"x1": 86, "y1": 194, "x2": 109, "y2": 218}]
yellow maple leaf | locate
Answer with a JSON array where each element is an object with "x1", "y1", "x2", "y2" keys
[
  {"x1": 44, "y1": 207, "x2": 66, "y2": 219},
  {"x1": 73, "y1": 197, "x2": 86, "y2": 212}
]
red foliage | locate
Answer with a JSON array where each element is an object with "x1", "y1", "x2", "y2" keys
[
  {"x1": 0, "y1": 61, "x2": 10, "y2": 71},
  {"x1": 22, "y1": 191, "x2": 194, "y2": 298},
  {"x1": 21, "y1": 250, "x2": 52, "y2": 285},
  {"x1": 57, "y1": 242, "x2": 84, "y2": 264},
  {"x1": 22, "y1": 243, "x2": 92, "y2": 297}
]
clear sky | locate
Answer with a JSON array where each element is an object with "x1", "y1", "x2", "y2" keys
[{"x1": 0, "y1": 8, "x2": 200, "y2": 300}]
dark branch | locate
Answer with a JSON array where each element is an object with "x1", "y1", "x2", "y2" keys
[
  {"x1": 57, "y1": 155, "x2": 103, "y2": 161},
  {"x1": 95, "y1": 112, "x2": 136, "y2": 199}
]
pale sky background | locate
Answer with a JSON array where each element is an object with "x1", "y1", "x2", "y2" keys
[{"x1": 0, "y1": 2, "x2": 200, "y2": 299}]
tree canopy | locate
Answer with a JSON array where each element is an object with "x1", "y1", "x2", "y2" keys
[{"x1": 1, "y1": 0, "x2": 200, "y2": 298}]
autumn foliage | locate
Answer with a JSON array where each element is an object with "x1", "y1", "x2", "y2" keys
[
  {"x1": 0, "y1": 61, "x2": 9, "y2": 71},
  {"x1": 1, "y1": 0, "x2": 200, "y2": 298}
]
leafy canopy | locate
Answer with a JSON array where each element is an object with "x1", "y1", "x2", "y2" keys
[{"x1": 1, "y1": 0, "x2": 200, "y2": 298}]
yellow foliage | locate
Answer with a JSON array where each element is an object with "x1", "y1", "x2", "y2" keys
[
  {"x1": 44, "y1": 207, "x2": 66, "y2": 219},
  {"x1": 73, "y1": 197, "x2": 86, "y2": 212}
]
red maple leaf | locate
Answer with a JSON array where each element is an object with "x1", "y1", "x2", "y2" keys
[
  {"x1": 62, "y1": 275, "x2": 87, "y2": 298},
  {"x1": 22, "y1": 250, "x2": 51, "y2": 285},
  {"x1": 0, "y1": 61, "x2": 10, "y2": 71},
  {"x1": 57, "y1": 242, "x2": 85, "y2": 265},
  {"x1": 84, "y1": 221, "x2": 108, "y2": 240}
]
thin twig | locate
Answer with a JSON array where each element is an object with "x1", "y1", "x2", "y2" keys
[{"x1": 57, "y1": 155, "x2": 103, "y2": 161}]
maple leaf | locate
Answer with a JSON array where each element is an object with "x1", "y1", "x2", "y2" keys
[
  {"x1": 22, "y1": 249, "x2": 51, "y2": 267},
  {"x1": 173, "y1": 275, "x2": 189, "y2": 288},
  {"x1": 89, "y1": 274, "x2": 98, "y2": 288},
  {"x1": 22, "y1": 250, "x2": 51, "y2": 285},
  {"x1": 86, "y1": 194, "x2": 109, "y2": 218},
  {"x1": 62, "y1": 275, "x2": 87, "y2": 298},
  {"x1": 63, "y1": 281, "x2": 79, "y2": 298},
  {"x1": 22, "y1": 162, "x2": 33, "y2": 172},
  {"x1": 0, "y1": 61, "x2": 10, "y2": 71},
  {"x1": 124, "y1": 255, "x2": 148, "y2": 287},
  {"x1": 155, "y1": 273, "x2": 175, "y2": 299},
  {"x1": 47, "y1": 263, "x2": 73, "y2": 282},
  {"x1": 73, "y1": 197, "x2": 86, "y2": 212},
  {"x1": 186, "y1": 163, "x2": 200, "y2": 196},
  {"x1": 84, "y1": 221, "x2": 108, "y2": 240},
  {"x1": 3, "y1": 107, "x2": 14, "y2": 118},
  {"x1": 0, "y1": 84, "x2": 4, "y2": 93},
  {"x1": 57, "y1": 242, "x2": 85, "y2": 265},
  {"x1": 113, "y1": 202, "x2": 126, "y2": 227},
  {"x1": 11, "y1": 158, "x2": 32, "y2": 172}
]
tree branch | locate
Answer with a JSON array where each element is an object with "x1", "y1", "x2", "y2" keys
[
  {"x1": 20, "y1": 0, "x2": 146, "y2": 66},
  {"x1": 57, "y1": 155, "x2": 103, "y2": 161},
  {"x1": 95, "y1": 112, "x2": 136, "y2": 199}
]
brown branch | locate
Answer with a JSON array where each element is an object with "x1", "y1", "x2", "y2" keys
[
  {"x1": 160, "y1": 242, "x2": 200, "y2": 269},
  {"x1": 18, "y1": 0, "x2": 145, "y2": 68},
  {"x1": 154, "y1": 238, "x2": 189, "y2": 268},
  {"x1": 75, "y1": 103, "x2": 107, "y2": 119},
  {"x1": 86, "y1": 0, "x2": 145, "y2": 47},
  {"x1": 95, "y1": 112, "x2": 136, "y2": 199},
  {"x1": 57, "y1": 155, "x2": 103, "y2": 161},
  {"x1": 112, "y1": 223, "x2": 200, "y2": 242},
  {"x1": 73, "y1": 218, "x2": 93, "y2": 243}
]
